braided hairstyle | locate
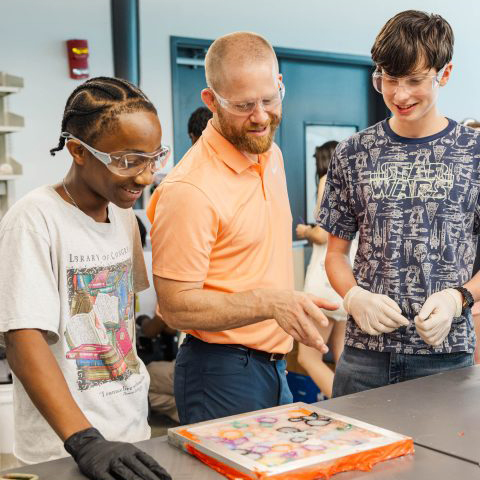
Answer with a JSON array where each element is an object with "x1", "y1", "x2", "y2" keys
[{"x1": 50, "y1": 76, "x2": 157, "y2": 156}]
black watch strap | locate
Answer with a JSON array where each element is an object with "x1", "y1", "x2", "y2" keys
[{"x1": 452, "y1": 286, "x2": 475, "y2": 313}]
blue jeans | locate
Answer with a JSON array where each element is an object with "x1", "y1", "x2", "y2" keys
[
  {"x1": 174, "y1": 335, "x2": 293, "y2": 425},
  {"x1": 333, "y1": 345, "x2": 474, "y2": 398}
]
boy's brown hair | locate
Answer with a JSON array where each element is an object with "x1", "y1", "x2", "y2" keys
[{"x1": 371, "y1": 10, "x2": 454, "y2": 77}]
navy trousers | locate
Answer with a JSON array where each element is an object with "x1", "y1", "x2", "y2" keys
[{"x1": 174, "y1": 335, "x2": 293, "y2": 425}]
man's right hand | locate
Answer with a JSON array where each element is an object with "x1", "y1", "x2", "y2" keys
[
  {"x1": 271, "y1": 290, "x2": 338, "y2": 352},
  {"x1": 65, "y1": 428, "x2": 172, "y2": 480},
  {"x1": 343, "y1": 286, "x2": 409, "y2": 335}
]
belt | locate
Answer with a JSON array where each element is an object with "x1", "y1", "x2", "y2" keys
[{"x1": 186, "y1": 334, "x2": 286, "y2": 362}]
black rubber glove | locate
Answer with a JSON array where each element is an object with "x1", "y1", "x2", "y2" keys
[{"x1": 64, "y1": 427, "x2": 172, "y2": 480}]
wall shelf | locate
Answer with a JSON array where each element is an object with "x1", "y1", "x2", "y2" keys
[
  {"x1": 0, "y1": 112, "x2": 24, "y2": 132},
  {"x1": 0, "y1": 87, "x2": 21, "y2": 97},
  {"x1": 0, "y1": 72, "x2": 24, "y2": 218}
]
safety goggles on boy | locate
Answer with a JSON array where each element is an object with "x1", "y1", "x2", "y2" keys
[
  {"x1": 372, "y1": 64, "x2": 447, "y2": 95},
  {"x1": 209, "y1": 81, "x2": 285, "y2": 116},
  {"x1": 62, "y1": 132, "x2": 171, "y2": 177}
]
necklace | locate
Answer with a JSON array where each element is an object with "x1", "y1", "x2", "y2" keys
[{"x1": 62, "y1": 178, "x2": 79, "y2": 209}]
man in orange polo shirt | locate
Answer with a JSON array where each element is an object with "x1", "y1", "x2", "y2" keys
[{"x1": 147, "y1": 32, "x2": 337, "y2": 425}]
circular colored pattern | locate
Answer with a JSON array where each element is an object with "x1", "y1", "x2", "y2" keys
[
  {"x1": 290, "y1": 435, "x2": 308, "y2": 443},
  {"x1": 233, "y1": 437, "x2": 248, "y2": 446},
  {"x1": 271, "y1": 443, "x2": 293, "y2": 453},
  {"x1": 251, "y1": 444, "x2": 271, "y2": 454},
  {"x1": 277, "y1": 427, "x2": 301, "y2": 434},
  {"x1": 232, "y1": 421, "x2": 249, "y2": 429},
  {"x1": 219, "y1": 429, "x2": 245, "y2": 440},
  {"x1": 256, "y1": 416, "x2": 278, "y2": 424}
]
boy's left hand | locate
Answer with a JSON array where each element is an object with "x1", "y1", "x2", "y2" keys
[{"x1": 415, "y1": 289, "x2": 462, "y2": 346}]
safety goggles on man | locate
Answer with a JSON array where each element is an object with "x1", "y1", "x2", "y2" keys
[
  {"x1": 62, "y1": 132, "x2": 171, "y2": 177},
  {"x1": 372, "y1": 64, "x2": 447, "y2": 95},
  {"x1": 209, "y1": 81, "x2": 285, "y2": 116}
]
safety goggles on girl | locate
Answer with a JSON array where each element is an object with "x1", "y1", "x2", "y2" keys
[{"x1": 62, "y1": 132, "x2": 171, "y2": 176}]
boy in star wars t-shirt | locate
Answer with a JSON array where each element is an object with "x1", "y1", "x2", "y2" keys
[{"x1": 319, "y1": 10, "x2": 477, "y2": 397}]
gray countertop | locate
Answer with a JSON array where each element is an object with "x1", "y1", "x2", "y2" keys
[
  {"x1": 320, "y1": 364, "x2": 480, "y2": 465},
  {"x1": 2, "y1": 365, "x2": 480, "y2": 479}
]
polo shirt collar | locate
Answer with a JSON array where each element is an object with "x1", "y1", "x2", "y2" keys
[{"x1": 202, "y1": 120, "x2": 273, "y2": 173}]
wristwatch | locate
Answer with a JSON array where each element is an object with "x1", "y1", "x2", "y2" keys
[{"x1": 452, "y1": 286, "x2": 475, "y2": 314}]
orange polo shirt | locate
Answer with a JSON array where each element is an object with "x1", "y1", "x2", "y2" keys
[{"x1": 147, "y1": 120, "x2": 293, "y2": 354}]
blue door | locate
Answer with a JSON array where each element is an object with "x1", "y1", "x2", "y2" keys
[{"x1": 171, "y1": 41, "x2": 209, "y2": 163}]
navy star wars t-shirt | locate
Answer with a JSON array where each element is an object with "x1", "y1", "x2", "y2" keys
[{"x1": 318, "y1": 118, "x2": 478, "y2": 354}]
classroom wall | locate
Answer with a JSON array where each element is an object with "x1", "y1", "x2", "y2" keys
[
  {"x1": 1, "y1": 0, "x2": 479, "y2": 200},
  {"x1": 0, "y1": 0, "x2": 113, "y2": 200}
]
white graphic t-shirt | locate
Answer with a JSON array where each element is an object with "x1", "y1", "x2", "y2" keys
[{"x1": 0, "y1": 185, "x2": 150, "y2": 464}]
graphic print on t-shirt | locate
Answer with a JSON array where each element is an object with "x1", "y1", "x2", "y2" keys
[
  {"x1": 65, "y1": 259, "x2": 139, "y2": 390},
  {"x1": 370, "y1": 155, "x2": 454, "y2": 200}
]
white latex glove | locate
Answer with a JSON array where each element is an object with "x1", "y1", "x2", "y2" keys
[
  {"x1": 343, "y1": 286, "x2": 409, "y2": 335},
  {"x1": 414, "y1": 289, "x2": 462, "y2": 346}
]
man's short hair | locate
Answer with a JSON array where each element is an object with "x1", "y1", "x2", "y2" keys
[
  {"x1": 205, "y1": 31, "x2": 278, "y2": 92},
  {"x1": 371, "y1": 10, "x2": 454, "y2": 77},
  {"x1": 188, "y1": 107, "x2": 212, "y2": 139}
]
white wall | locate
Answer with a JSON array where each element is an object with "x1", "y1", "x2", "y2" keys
[
  {"x1": 0, "y1": 0, "x2": 113, "y2": 199},
  {"x1": 2, "y1": 0, "x2": 480, "y2": 200}
]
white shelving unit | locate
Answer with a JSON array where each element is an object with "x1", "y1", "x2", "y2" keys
[{"x1": 0, "y1": 72, "x2": 24, "y2": 218}]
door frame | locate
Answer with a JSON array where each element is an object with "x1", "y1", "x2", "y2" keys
[{"x1": 303, "y1": 121, "x2": 359, "y2": 223}]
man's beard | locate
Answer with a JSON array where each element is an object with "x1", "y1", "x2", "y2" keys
[{"x1": 217, "y1": 109, "x2": 282, "y2": 154}]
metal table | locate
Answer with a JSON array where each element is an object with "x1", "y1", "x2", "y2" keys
[
  {"x1": 321, "y1": 364, "x2": 480, "y2": 465},
  {"x1": 2, "y1": 365, "x2": 480, "y2": 479}
]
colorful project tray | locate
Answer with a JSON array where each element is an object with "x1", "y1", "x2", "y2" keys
[{"x1": 168, "y1": 402, "x2": 414, "y2": 479}]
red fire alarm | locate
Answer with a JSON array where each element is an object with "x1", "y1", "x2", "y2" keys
[{"x1": 66, "y1": 39, "x2": 89, "y2": 79}]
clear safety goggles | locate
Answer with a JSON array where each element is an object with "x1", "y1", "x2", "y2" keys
[
  {"x1": 372, "y1": 64, "x2": 447, "y2": 95},
  {"x1": 62, "y1": 132, "x2": 171, "y2": 177},
  {"x1": 209, "y1": 81, "x2": 285, "y2": 116}
]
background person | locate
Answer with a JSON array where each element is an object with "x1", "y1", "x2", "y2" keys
[
  {"x1": 296, "y1": 140, "x2": 357, "y2": 399},
  {"x1": 188, "y1": 106, "x2": 213, "y2": 145}
]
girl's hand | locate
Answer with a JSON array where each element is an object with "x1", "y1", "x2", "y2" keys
[{"x1": 296, "y1": 223, "x2": 310, "y2": 238}]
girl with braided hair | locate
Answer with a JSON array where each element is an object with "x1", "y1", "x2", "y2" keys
[{"x1": 0, "y1": 77, "x2": 172, "y2": 479}]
